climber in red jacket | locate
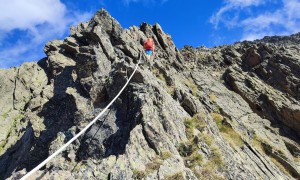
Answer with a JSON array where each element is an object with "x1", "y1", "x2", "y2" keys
[{"x1": 144, "y1": 38, "x2": 155, "y2": 61}]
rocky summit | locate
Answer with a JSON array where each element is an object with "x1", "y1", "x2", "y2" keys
[{"x1": 0, "y1": 8, "x2": 300, "y2": 180}]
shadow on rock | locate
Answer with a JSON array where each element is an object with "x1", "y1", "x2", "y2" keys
[
  {"x1": 16, "y1": 66, "x2": 80, "y2": 173},
  {"x1": 75, "y1": 79, "x2": 142, "y2": 161},
  {"x1": 0, "y1": 123, "x2": 34, "y2": 179}
]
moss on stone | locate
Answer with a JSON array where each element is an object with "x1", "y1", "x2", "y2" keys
[
  {"x1": 184, "y1": 113, "x2": 206, "y2": 139},
  {"x1": 0, "y1": 113, "x2": 23, "y2": 155},
  {"x1": 165, "y1": 172, "x2": 185, "y2": 180},
  {"x1": 178, "y1": 141, "x2": 197, "y2": 157},
  {"x1": 211, "y1": 112, "x2": 244, "y2": 147},
  {"x1": 132, "y1": 157, "x2": 163, "y2": 179},
  {"x1": 167, "y1": 85, "x2": 176, "y2": 96},
  {"x1": 210, "y1": 93, "x2": 217, "y2": 103},
  {"x1": 269, "y1": 157, "x2": 291, "y2": 178},
  {"x1": 132, "y1": 170, "x2": 146, "y2": 179},
  {"x1": 199, "y1": 133, "x2": 213, "y2": 146},
  {"x1": 160, "y1": 151, "x2": 172, "y2": 160},
  {"x1": 252, "y1": 135, "x2": 293, "y2": 178},
  {"x1": 184, "y1": 78, "x2": 198, "y2": 96},
  {"x1": 153, "y1": 68, "x2": 176, "y2": 96},
  {"x1": 6, "y1": 114, "x2": 23, "y2": 139},
  {"x1": 1, "y1": 108, "x2": 12, "y2": 119},
  {"x1": 210, "y1": 145, "x2": 224, "y2": 168},
  {"x1": 0, "y1": 144, "x2": 4, "y2": 153},
  {"x1": 181, "y1": 112, "x2": 226, "y2": 178},
  {"x1": 199, "y1": 133, "x2": 224, "y2": 168},
  {"x1": 195, "y1": 167, "x2": 225, "y2": 180},
  {"x1": 185, "y1": 151, "x2": 203, "y2": 168},
  {"x1": 145, "y1": 163, "x2": 160, "y2": 173}
]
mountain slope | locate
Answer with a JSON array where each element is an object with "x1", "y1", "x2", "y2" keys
[{"x1": 0, "y1": 8, "x2": 299, "y2": 179}]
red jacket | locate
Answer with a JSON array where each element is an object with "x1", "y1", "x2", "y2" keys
[{"x1": 144, "y1": 38, "x2": 155, "y2": 52}]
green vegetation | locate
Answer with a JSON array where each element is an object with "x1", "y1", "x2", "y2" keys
[
  {"x1": 105, "y1": 76, "x2": 112, "y2": 83},
  {"x1": 152, "y1": 67, "x2": 160, "y2": 77},
  {"x1": 211, "y1": 112, "x2": 223, "y2": 122},
  {"x1": 184, "y1": 113, "x2": 206, "y2": 139},
  {"x1": 209, "y1": 145, "x2": 224, "y2": 168},
  {"x1": 252, "y1": 135, "x2": 293, "y2": 178},
  {"x1": 6, "y1": 114, "x2": 23, "y2": 139},
  {"x1": 200, "y1": 133, "x2": 224, "y2": 168},
  {"x1": 209, "y1": 93, "x2": 222, "y2": 113},
  {"x1": 0, "y1": 113, "x2": 23, "y2": 155},
  {"x1": 165, "y1": 172, "x2": 185, "y2": 180},
  {"x1": 252, "y1": 135, "x2": 263, "y2": 151},
  {"x1": 270, "y1": 157, "x2": 291, "y2": 177},
  {"x1": 178, "y1": 113, "x2": 225, "y2": 179},
  {"x1": 0, "y1": 143, "x2": 4, "y2": 153},
  {"x1": 161, "y1": 151, "x2": 172, "y2": 160},
  {"x1": 196, "y1": 168, "x2": 226, "y2": 180},
  {"x1": 158, "y1": 73, "x2": 167, "y2": 83},
  {"x1": 179, "y1": 114, "x2": 205, "y2": 169},
  {"x1": 1, "y1": 108, "x2": 12, "y2": 119},
  {"x1": 153, "y1": 68, "x2": 166, "y2": 84},
  {"x1": 178, "y1": 141, "x2": 196, "y2": 157},
  {"x1": 145, "y1": 159, "x2": 162, "y2": 172},
  {"x1": 167, "y1": 85, "x2": 176, "y2": 96},
  {"x1": 72, "y1": 161, "x2": 87, "y2": 173},
  {"x1": 211, "y1": 112, "x2": 244, "y2": 147},
  {"x1": 132, "y1": 150, "x2": 174, "y2": 179},
  {"x1": 184, "y1": 78, "x2": 198, "y2": 96},
  {"x1": 153, "y1": 68, "x2": 176, "y2": 96},
  {"x1": 132, "y1": 170, "x2": 146, "y2": 179},
  {"x1": 132, "y1": 157, "x2": 164, "y2": 179},
  {"x1": 252, "y1": 135, "x2": 282, "y2": 155},
  {"x1": 185, "y1": 151, "x2": 203, "y2": 168},
  {"x1": 210, "y1": 93, "x2": 217, "y2": 103}
]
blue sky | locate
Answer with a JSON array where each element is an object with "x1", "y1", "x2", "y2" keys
[{"x1": 0, "y1": 0, "x2": 300, "y2": 68}]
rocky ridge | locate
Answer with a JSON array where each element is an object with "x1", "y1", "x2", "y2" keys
[{"x1": 0, "y1": 8, "x2": 300, "y2": 179}]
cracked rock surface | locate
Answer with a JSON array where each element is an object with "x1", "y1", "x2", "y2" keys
[{"x1": 1, "y1": 8, "x2": 300, "y2": 179}]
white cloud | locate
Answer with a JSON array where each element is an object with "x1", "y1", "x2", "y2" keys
[
  {"x1": 285, "y1": 0, "x2": 300, "y2": 19},
  {"x1": 0, "y1": 0, "x2": 70, "y2": 32},
  {"x1": 124, "y1": 0, "x2": 148, "y2": 5},
  {"x1": 226, "y1": 0, "x2": 262, "y2": 7},
  {"x1": 210, "y1": 0, "x2": 300, "y2": 41},
  {"x1": 241, "y1": 0, "x2": 300, "y2": 40},
  {"x1": 210, "y1": 0, "x2": 266, "y2": 28},
  {"x1": 0, "y1": 0, "x2": 92, "y2": 68},
  {"x1": 123, "y1": 0, "x2": 167, "y2": 5},
  {"x1": 0, "y1": 40, "x2": 34, "y2": 68}
]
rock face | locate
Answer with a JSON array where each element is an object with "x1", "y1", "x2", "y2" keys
[{"x1": 0, "y1": 8, "x2": 300, "y2": 179}]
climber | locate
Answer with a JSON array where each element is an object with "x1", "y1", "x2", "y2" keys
[{"x1": 143, "y1": 38, "x2": 155, "y2": 62}]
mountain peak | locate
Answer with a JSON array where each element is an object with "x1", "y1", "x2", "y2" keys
[{"x1": 1, "y1": 8, "x2": 300, "y2": 180}]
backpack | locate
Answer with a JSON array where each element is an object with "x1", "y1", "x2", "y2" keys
[{"x1": 144, "y1": 38, "x2": 154, "y2": 50}]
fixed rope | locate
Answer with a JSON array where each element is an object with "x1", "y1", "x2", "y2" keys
[{"x1": 21, "y1": 55, "x2": 141, "y2": 180}]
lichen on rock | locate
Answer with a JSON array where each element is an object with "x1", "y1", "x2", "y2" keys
[{"x1": 1, "y1": 8, "x2": 300, "y2": 180}]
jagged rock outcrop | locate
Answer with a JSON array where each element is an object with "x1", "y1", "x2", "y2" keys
[{"x1": 0, "y1": 8, "x2": 300, "y2": 179}]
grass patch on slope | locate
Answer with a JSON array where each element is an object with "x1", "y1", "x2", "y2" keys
[
  {"x1": 165, "y1": 172, "x2": 185, "y2": 180},
  {"x1": 210, "y1": 93, "x2": 217, "y2": 103},
  {"x1": 1, "y1": 108, "x2": 12, "y2": 119},
  {"x1": 178, "y1": 113, "x2": 225, "y2": 179},
  {"x1": 133, "y1": 157, "x2": 163, "y2": 179},
  {"x1": 252, "y1": 136, "x2": 294, "y2": 178},
  {"x1": 0, "y1": 113, "x2": 23, "y2": 155},
  {"x1": 211, "y1": 112, "x2": 244, "y2": 148},
  {"x1": 132, "y1": 151, "x2": 172, "y2": 179},
  {"x1": 153, "y1": 68, "x2": 176, "y2": 96},
  {"x1": 184, "y1": 113, "x2": 206, "y2": 139},
  {"x1": 184, "y1": 78, "x2": 198, "y2": 96}
]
